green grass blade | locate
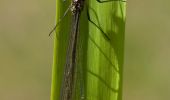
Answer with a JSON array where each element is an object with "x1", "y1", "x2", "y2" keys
[{"x1": 50, "y1": 0, "x2": 126, "y2": 100}]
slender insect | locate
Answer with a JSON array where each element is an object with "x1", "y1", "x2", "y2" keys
[
  {"x1": 59, "y1": 0, "x2": 85, "y2": 100},
  {"x1": 50, "y1": 0, "x2": 126, "y2": 100}
]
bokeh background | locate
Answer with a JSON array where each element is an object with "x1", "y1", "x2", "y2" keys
[
  {"x1": 0, "y1": 0, "x2": 169, "y2": 100},
  {"x1": 124, "y1": 0, "x2": 170, "y2": 100}
]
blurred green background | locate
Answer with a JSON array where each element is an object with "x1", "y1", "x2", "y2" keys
[{"x1": 0, "y1": 0, "x2": 169, "y2": 100}]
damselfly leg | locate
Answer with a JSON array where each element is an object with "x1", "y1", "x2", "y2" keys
[
  {"x1": 86, "y1": 7, "x2": 110, "y2": 41},
  {"x1": 96, "y1": 0, "x2": 126, "y2": 3},
  {"x1": 49, "y1": 5, "x2": 71, "y2": 36},
  {"x1": 86, "y1": 0, "x2": 126, "y2": 40}
]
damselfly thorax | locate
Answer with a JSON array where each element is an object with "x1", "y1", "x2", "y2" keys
[{"x1": 71, "y1": 0, "x2": 85, "y2": 14}]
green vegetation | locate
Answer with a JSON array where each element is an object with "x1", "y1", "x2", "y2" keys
[{"x1": 50, "y1": 0, "x2": 126, "y2": 100}]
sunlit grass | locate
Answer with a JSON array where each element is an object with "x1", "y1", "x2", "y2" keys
[{"x1": 50, "y1": 0, "x2": 126, "y2": 100}]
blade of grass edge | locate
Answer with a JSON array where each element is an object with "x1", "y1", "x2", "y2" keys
[{"x1": 50, "y1": 0, "x2": 71, "y2": 100}]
